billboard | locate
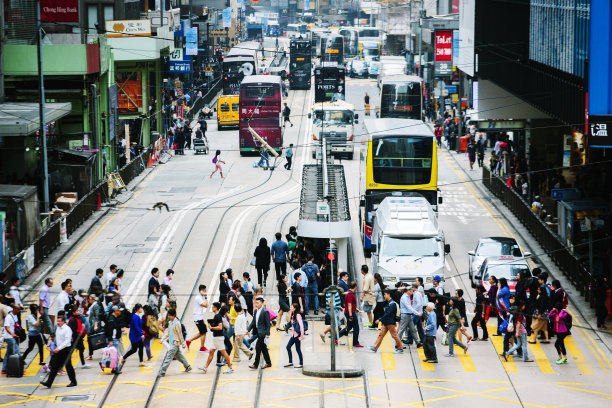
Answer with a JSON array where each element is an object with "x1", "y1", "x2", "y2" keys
[
  {"x1": 435, "y1": 30, "x2": 452, "y2": 62},
  {"x1": 41, "y1": 0, "x2": 78, "y2": 23},
  {"x1": 458, "y1": 0, "x2": 475, "y2": 76}
]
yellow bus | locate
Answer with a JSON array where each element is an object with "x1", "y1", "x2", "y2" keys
[
  {"x1": 359, "y1": 119, "x2": 439, "y2": 256},
  {"x1": 216, "y1": 95, "x2": 239, "y2": 129}
]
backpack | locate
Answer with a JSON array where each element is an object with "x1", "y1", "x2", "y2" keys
[
  {"x1": 12, "y1": 315, "x2": 27, "y2": 343},
  {"x1": 146, "y1": 315, "x2": 159, "y2": 336},
  {"x1": 69, "y1": 316, "x2": 87, "y2": 337},
  {"x1": 292, "y1": 318, "x2": 301, "y2": 336},
  {"x1": 393, "y1": 300, "x2": 401, "y2": 322},
  {"x1": 303, "y1": 263, "x2": 317, "y2": 281},
  {"x1": 565, "y1": 313, "x2": 573, "y2": 331},
  {"x1": 212, "y1": 156, "x2": 218, "y2": 164},
  {"x1": 561, "y1": 290, "x2": 568, "y2": 308},
  {"x1": 181, "y1": 323, "x2": 187, "y2": 340}
]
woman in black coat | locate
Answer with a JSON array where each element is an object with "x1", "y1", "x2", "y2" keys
[
  {"x1": 218, "y1": 271, "x2": 230, "y2": 304},
  {"x1": 253, "y1": 237, "x2": 271, "y2": 287}
]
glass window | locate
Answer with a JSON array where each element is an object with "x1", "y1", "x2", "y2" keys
[
  {"x1": 220, "y1": 103, "x2": 230, "y2": 112},
  {"x1": 380, "y1": 83, "x2": 422, "y2": 119},
  {"x1": 477, "y1": 241, "x2": 521, "y2": 257},
  {"x1": 232, "y1": 103, "x2": 239, "y2": 111},
  {"x1": 372, "y1": 136, "x2": 433, "y2": 185},
  {"x1": 223, "y1": 61, "x2": 255, "y2": 75},
  {"x1": 103, "y1": 5, "x2": 114, "y2": 22},
  {"x1": 88, "y1": 5, "x2": 98, "y2": 30},
  {"x1": 483, "y1": 264, "x2": 530, "y2": 281},
  {"x1": 245, "y1": 86, "x2": 275, "y2": 98},
  {"x1": 312, "y1": 110, "x2": 353, "y2": 125},
  {"x1": 381, "y1": 237, "x2": 440, "y2": 257},
  {"x1": 360, "y1": 29, "x2": 380, "y2": 37}
]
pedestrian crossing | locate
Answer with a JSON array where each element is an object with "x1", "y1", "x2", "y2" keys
[{"x1": 6, "y1": 317, "x2": 610, "y2": 380}]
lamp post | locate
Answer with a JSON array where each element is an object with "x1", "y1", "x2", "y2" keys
[{"x1": 37, "y1": 0, "x2": 49, "y2": 212}]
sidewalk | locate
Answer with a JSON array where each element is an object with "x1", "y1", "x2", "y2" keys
[{"x1": 439, "y1": 139, "x2": 612, "y2": 352}]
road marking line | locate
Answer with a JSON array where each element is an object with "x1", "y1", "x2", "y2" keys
[
  {"x1": 564, "y1": 335, "x2": 594, "y2": 375},
  {"x1": 456, "y1": 351, "x2": 477, "y2": 372},
  {"x1": 416, "y1": 346, "x2": 434, "y2": 371},
  {"x1": 486, "y1": 323, "x2": 518, "y2": 373},
  {"x1": 568, "y1": 310, "x2": 612, "y2": 370},
  {"x1": 526, "y1": 342, "x2": 555, "y2": 374},
  {"x1": 380, "y1": 329, "x2": 396, "y2": 370},
  {"x1": 557, "y1": 384, "x2": 612, "y2": 398},
  {"x1": 140, "y1": 338, "x2": 164, "y2": 373}
]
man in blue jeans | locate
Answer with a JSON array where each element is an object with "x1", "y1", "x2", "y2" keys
[
  {"x1": 302, "y1": 255, "x2": 320, "y2": 315},
  {"x1": 270, "y1": 233, "x2": 290, "y2": 280},
  {"x1": 2, "y1": 305, "x2": 21, "y2": 374}
]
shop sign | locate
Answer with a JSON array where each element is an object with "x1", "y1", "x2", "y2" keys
[
  {"x1": 479, "y1": 120, "x2": 525, "y2": 129},
  {"x1": 105, "y1": 20, "x2": 152, "y2": 38},
  {"x1": 588, "y1": 115, "x2": 612, "y2": 148},
  {"x1": 435, "y1": 61, "x2": 452, "y2": 76},
  {"x1": 41, "y1": 0, "x2": 78, "y2": 23},
  {"x1": 169, "y1": 49, "x2": 191, "y2": 73},
  {"x1": 435, "y1": 30, "x2": 452, "y2": 62}
]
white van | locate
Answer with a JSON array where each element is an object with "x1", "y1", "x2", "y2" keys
[{"x1": 371, "y1": 195, "x2": 450, "y2": 288}]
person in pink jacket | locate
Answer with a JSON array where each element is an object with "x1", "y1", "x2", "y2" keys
[
  {"x1": 549, "y1": 303, "x2": 570, "y2": 364},
  {"x1": 285, "y1": 303, "x2": 305, "y2": 368}
]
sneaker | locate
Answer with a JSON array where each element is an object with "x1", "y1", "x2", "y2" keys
[
  {"x1": 81, "y1": 363, "x2": 92, "y2": 369},
  {"x1": 186, "y1": 340, "x2": 191, "y2": 351},
  {"x1": 353, "y1": 344, "x2": 364, "y2": 348},
  {"x1": 224, "y1": 368, "x2": 234, "y2": 374},
  {"x1": 42, "y1": 365, "x2": 48, "y2": 373},
  {"x1": 368, "y1": 346, "x2": 377, "y2": 353},
  {"x1": 364, "y1": 322, "x2": 372, "y2": 328},
  {"x1": 555, "y1": 358, "x2": 564, "y2": 364},
  {"x1": 422, "y1": 359, "x2": 430, "y2": 362},
  {"x1": 464, "y1": 345, "x2": 469, "y2": 355},
  {"x1": 320, "y1": 332, "x2": 326, "y2": 343},
  {"x1": 444, "y1": 354, "x2": 455, "y2": 357},
  {"x1": 338, "y1": 340, "x2": 346, "y2": 346},
  {"x1": 1, "y1": 371, "x2": 6, "y2": 374},
  {"x1": 185, "y1": 365, "x2": 192, "y2": 373},
  {"x1": 199, "y1": 367, "x2": 207, "y2": 373},
  {"x1": 284, "y1": 363, "x2": 293, "y2": 367},
  {"x1": 394, "y1": 348, "x2": 404, "y2": 354},
  {"x1": 294, "y1": 364, "x2": 303, "y2": 368}
]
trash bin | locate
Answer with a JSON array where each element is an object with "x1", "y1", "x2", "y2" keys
[{"x1": 460, "y1": 135, "x2": 470, "y2": 152}]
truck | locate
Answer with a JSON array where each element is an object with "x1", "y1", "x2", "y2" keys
[
  {"x1": 370, "y1": 196, "x2": 450, "y2": 288},
  {"x1": 247, "y1": 24, "x2": 264, "y2": 40},
  {"x1": 309, "y1": 100, "x2": 358, "y2": 160}
]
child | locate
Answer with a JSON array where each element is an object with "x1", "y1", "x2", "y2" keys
[
  {"x1": 232, "y1": 305, "x2": 253, "y2": 362},
  {"x1": 100, "y1": 340, "x2": 119, "y2": 373},
  {"x1": 41, "y1": 334, "x2": 57, "y2": 373}
]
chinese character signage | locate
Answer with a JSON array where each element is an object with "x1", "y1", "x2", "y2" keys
[
  {"x1": 106, "y1": 20, "x2": 152, "y2": 37},
  {"x1": 41, "y1": 0, "x2": 78, "y2": 23},
  {"x1": 169, "y1": 49, "x2": 192, "y2": 73},
  {"x1": 435, "y1": 30, "x2": 453, "y2": 62},
  {"x1": 588, "y1": 115, "x2": 612, "y2": 148}
]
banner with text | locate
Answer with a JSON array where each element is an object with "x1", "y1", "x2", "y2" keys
[
  {"x1": 435, "y1": 30, "x2": 452, "y2": 62},
  {"x1": 41, "y1": 0, "x2": 78, "y2": 22}
]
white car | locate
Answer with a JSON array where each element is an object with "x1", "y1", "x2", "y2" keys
[{"x1": 468, "y1": 237, "x2": 531, "y2": 288}]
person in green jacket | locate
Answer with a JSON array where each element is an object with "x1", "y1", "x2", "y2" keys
[{"x1": 446, "y1": 297, "x2": 470, "y2": 357}]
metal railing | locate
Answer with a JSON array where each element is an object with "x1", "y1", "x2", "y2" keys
[
  {"x1": 186, "y1": 78, "x2": 221, "y2": 122},
  {"x1": 481, "y1": 167, "x2": 593, "y2": 301},
  {"x1": 2, "y1": 148, "x2": 151, "y2": 283}
]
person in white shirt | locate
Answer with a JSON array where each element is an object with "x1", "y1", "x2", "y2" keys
[
  {"x1": 397, "y1": 286, "x2": 422, "y2": 347},
  {"x1": 289, "y1": 262, "x2": 308, "y2": 288},
  {"x1": 231, "y1": 305, "x2": 253, "y2": 362},
  {"x1": 2, "y1": 304, "x2": 19, "y2": 374},
  {"x1": 8, "y1": 277, "x2": 22, "y2": 307},
  {"x1": 40, "y1": 314, "x2": 77, "y2": 388},
  {"x1": 186, "y1": 285, "x2": 208, "y2": 352},
  {"x1": 56, "y1": 281, "x2": 72, "y2": 315},
  {"x1": 105, "y1": 264, "x2": 118, "y2": 290}
]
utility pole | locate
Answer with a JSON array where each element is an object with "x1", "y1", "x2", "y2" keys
[
  {"x1": 418, "y1": 0, "x2": 424, "y2": 78},
  {"x1": 37, "y1": 0, "x2": 50, "y2": 212}
]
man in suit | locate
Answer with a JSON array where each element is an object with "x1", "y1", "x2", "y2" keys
[{"x1": 248, "y1": 297, "x2": 272, "y2": 369}]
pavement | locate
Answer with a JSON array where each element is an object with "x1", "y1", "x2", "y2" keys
[{"x1": 1, "y1": 62, "x2": 611, "y2": 408}]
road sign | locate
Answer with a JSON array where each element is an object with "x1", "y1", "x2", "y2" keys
[
  {"x1": 316, "y1": 201, "x2": 330, "y2": 215},
  {"x1": 177, "y1": 104, "x2": 184, "y2": 118},
  {"x1": 551, "y1": 188, "x2": 580, "y2": 201},
  {"x1": 176, "y1": 89, "x2": 183, "y2": 97}
]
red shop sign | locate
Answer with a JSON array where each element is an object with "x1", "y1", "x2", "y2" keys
[{"x1": 435, "y1": 30, "x2": 453, "y2": 62}]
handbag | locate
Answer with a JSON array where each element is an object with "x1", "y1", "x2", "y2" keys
[
  {"x1": 250, "y1": 257, "x2": 257, "y2": 267},
  {"x1": 441, "y1": 332, "x2": 449, "y2": 346},
  {"x1": 88, "y1": 331, "x2": 108, "y2": 351}
]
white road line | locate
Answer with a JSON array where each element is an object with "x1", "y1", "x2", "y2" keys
[{"x1": 445, "y1": 260, "x2": 451, "y2": 271}]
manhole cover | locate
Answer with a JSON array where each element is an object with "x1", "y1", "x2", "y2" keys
[{"x1": 57, "y1": 395, "x2": 90, "y2": 402}]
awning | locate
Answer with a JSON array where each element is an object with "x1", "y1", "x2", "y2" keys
[
  {"x1": 52, "y1": 147, "x2": 96, "y2": 164},
  {"x1": 0, "y1": 102, "x2": 72, "y2": 137}
]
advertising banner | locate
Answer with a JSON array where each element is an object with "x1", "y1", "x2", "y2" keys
[
  {"x1": 185, "y1": 27, "x2": 198, "y2": 56},
  {"x1": 435, "y1": 30, "x2": 452, "y2": 62},
  {"x1": 222, "y1": 8, "x2": 232, "y2": 28},
  {"x1": 305, "y1": 0, "x2": 310, "y2": 10},
  {"x1": 106, "y1": 20, "x2": 152, "y2": 37},
  {"x1": 41, "y1": 0, "x2": 78, "y2": 23},
  {"x1": 588, "y1": 115, "x2": 612, "y2": 148},
  {"x1": 169, "y1": 49, "x2": 191, "y2": 73},
  {"x1": 458, "y1": 0, "x2": 475, "y2": 76},
  {"x1": 452, "y1": 30, "x2": 460, "y2": 68}
]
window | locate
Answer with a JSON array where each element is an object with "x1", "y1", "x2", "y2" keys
[
  {"x1": 104, "y1": 5, "x2": 114, "y2": 22},
  {"x1": 381, "y1": 237, "x2": 440, "y2": 257},
  {"x1": 372, "y1": 136, "x2": 433, "y2": 185},
  {"x1": 220, "y1": 103, "x2": 230, "y2": 112},
  {"x1": 232, "y1": 104, "x2": 239, "y2": 111},
  {"x1": 88, "y1": 5, "x2": 98, "y2": 31},
  {"x1": 245, "y1": 86, "x2": 275, "y2": 98}
]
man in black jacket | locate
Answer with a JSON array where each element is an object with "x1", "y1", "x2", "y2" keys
[
  {"x1": 88, "y1": 268, "x2": 104, "y2": 296},
  {"x1": 105, "y1": 306, "x2": 124, "y2": 355},
  {"x1": 247, "y1": 297, "x2": 272, "y2": 369}
]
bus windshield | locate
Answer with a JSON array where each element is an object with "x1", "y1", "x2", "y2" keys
[
  {"x1": 291, "y1": 60, "x2": 311, "y2": 72},
  {"x1": 381, "y1": 237, "x2": 440, "y2": 257},
  {"x1": 380, "y1": 82, "x2": 422, "y2": 119},
  {"x1": 372, "y1": 136, "x2": 433, "y2": 185},
  {"x1": 360, "y1": 29, "x2": 380, "y2": 38},
  {"x1": 362, "y1": 48, "x2": 379, "y2": 57},
  {"x1": 313, "y1": 110, "x2": 353, "y2": 125}
]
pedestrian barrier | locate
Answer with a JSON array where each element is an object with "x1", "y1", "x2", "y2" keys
[
  {"x1": 481, "y1": 167, "x2": 592, "y2": 303},
  {"x1": 1, "y1": 148, "x2": 152, "y2": 283}
]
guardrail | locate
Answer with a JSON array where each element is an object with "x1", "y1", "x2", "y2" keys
[
  {"x1": 2, "y1": 148, "x2": 152, "y2": 284},
  {"x1": 186, "y1": 78, "x2": 221, "y2": 122},
  {"x1": 481, "y1": 167, "x2": 593, "y2": 302}
]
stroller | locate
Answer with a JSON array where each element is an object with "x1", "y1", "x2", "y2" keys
[{"x1": 193, "y1": 137, "x2": 209, "y2": 154}]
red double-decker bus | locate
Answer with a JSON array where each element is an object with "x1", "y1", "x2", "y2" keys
[{"x1": 239, "y1": 75, "x2": 283, "y2": 155}]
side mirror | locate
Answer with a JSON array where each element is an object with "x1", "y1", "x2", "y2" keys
[
  {"x1": 444, "y1": 244, "x2": 451, "y2": 254},
  {"x1": 354, "y1": 113, "x2": 359, "y2": 119},
  {"x1": 214, "y1": 107, "x2": 217, "y2": 112},
  {"x1": 370, "y1": 244, "x2": 377, "y2": 253},
  {"x1": 359, "y1": 198, "x2": 365, "y2": 207},
  {"x1": 308, "y1": 113, "x2": 312, "y2": 119},
  {"x1": 438, "y1": 196, "x2": 443, "y2": 204},
  {"x1": 523, "y1": 252, "x2": 532, "y2": 258},
  {"x1": 467, "y1": 250, "x2": 475, "y2": 256}
]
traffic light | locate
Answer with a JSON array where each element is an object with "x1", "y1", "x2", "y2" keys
[{"x1": 215, "y1": 48, "x2": 223, "y2": 60}]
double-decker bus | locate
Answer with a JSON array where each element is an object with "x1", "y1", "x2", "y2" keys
[
  {"x1": 239, "y1": 76, "x2": 283, "y2": 155},
  {"x1": 320, "y1": 35, "x2": 344, "y2": 64},
  {"x1": 314, "y1": 63, "x2": 345, "y2": 103},
  {"x1": 222, "y1": 42, "x2": 260, "y2": 95},
  {"x1": 289, "y1": 39, "x2": 312, "y2": 90},
  {"x1": 379, "y1": 75, "x2": 423, "y2": 120},
  {"x1": 338, "y1": 28, "x2": 359, "y2": 58},
  {"x1": 359, "y1": 119, "x2": 438, "y2": 255}
]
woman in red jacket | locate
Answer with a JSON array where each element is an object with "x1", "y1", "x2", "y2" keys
[{"x1": 549, "y1": 303, "x2": 570, "y2": 364}]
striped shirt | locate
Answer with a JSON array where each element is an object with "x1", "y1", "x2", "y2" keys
[{"x1": 325, "y1": 292, "x2": 342, "y2": 311}]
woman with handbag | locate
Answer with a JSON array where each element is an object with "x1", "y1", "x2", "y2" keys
[
  {"x1": 253, "y1": 237, "x2": 271, "y2": 287},
  {"x1": 284, "y1": 303, "x2": 305, "y2": 368},
  {"x1": 528, "y1": 285, "x2": 550, "y2": 344},
  {"x1": 87, "y1": 295, "x2": 105, "y2": 360}
]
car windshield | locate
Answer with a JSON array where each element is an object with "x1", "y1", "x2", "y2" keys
[
  {"x1": 353, "y1": 61, "x2": 367, "y2": 69},
  {"x1": 381, "y1": 237, "x2": 440, "y2": 257},
  {"x1": 477, "y1": 241, "x2": 522, "y2": 257},
  {"x1": 313, "y1": 110, "x2": 353, "y2": 125},
  {"x1": 482, "y1": 264, "x2": 530, "y2": 281}
]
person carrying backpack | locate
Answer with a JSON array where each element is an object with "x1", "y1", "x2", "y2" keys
[
  {"x1": 282, "y1": 103, "x2": 293, "y2": 127},
  {"x1": 68, "y1": 306, "x2": 91, "y2": 369},
  {"x1": 549, "y1": 303, "x2": 571, "y2": 364},
  {"x1": 302, "y1": 255, "x2": 320, "y2": 315}
]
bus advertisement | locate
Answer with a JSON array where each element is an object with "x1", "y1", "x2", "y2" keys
[
  {"x1": 222, "y1": 42, "x2": 260, "y2": 95},
  {"x1": 289, "y1": 39, "x2": 312, "y2": 90},
  {"x1": 239, "y1": 76, "x2": 283, "y2": 155},
  {"x1": 314, "y1": 63, "x2": 346, "y2": 103}
]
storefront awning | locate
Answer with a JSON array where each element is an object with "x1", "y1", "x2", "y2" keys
[{"x1": 0, "y1": 102, "x2": 72, "y2": 137}]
